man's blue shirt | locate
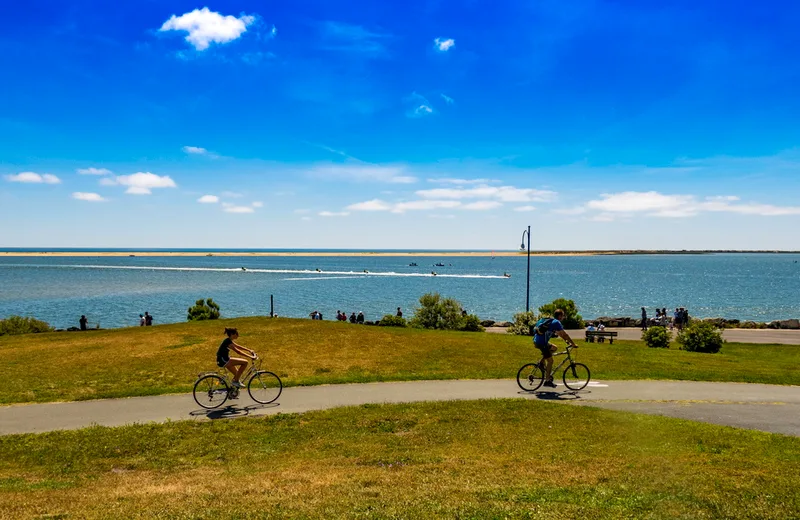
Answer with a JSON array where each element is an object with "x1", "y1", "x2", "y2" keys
[{"x1": 533, "y1": 318, "x2": 564, "y2": 347}]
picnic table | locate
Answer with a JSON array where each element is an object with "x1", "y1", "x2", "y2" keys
[{"x1": 585, "y1": 330, "x2": 618, "y2": 344}]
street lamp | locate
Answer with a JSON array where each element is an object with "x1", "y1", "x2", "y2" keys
[{"x1": 520, "y1": 225, "x2": 531, "y2": 312}]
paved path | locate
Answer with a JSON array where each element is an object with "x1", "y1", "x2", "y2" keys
[
  {"x1": 1, "y1": 380, "x2": 798, "y2": 437},
  {"x1": 486, "y1": 327, "x2": 800, "y2": 345}
]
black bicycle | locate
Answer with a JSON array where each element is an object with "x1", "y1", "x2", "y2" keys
[
  {"x1": 193, "y1": 355, "x2": 282, "y2": 409},
  {"x1": 516, "y1": 345, "x2": 591, "y2": 392}
]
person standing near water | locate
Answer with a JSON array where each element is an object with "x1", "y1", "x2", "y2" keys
[
  {"x1": 139, "y1": 314, "x2": 145, "y2": 326},
  {"x1": 641, "y1": 307, "x2": 648, "y2": 331},
  {"x1": 396, "y1": 307, "x2": 403, "y2": 317},
  {"x1": 144, "y1": 312, "x2": 153, "y2": 326},
  {"x1": 79, "y1": 315, "x2": 88, "y2": 331}
]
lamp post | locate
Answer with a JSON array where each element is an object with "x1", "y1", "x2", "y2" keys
[{"x1": 520, "y1": 225, "x2": 531, "y2": 313}]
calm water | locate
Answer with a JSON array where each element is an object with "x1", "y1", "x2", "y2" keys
[{"x1": 1, "y1": 254, "x2": 798, "y2": 329}]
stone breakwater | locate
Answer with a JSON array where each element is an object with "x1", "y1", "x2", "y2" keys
[{"x1": 477, "y1": 317, "x2": 800, "y2": 330}]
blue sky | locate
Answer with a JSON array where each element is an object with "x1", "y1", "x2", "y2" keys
[{"x1": 2, "y1": 0, "x2": 800, "y2": 249}]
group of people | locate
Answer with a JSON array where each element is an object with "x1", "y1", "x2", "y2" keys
[
  {"x1": 335, "y1": 310, "x2": 365, "y2": 323},
  {"x1": 641, "y1": 307, "x2": 690, "y2": 330},
  {"x1": 139, "y1": 312, "x2": 153, "y2": 326}
]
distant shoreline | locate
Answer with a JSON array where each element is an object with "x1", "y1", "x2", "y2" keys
[{"x1": 0, "y1": 250, "x2": 798, "y2": 258}]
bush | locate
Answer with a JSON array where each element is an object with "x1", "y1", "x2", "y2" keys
[
  {"x1": 187, "y1": 298, "x2": 221, "y2": 321},
  {"x1": 642, "y1": 326, "x2": 670, "y2": 348},
  {"x1": 509, "y1": 311, "x2": 538, "y2": 336},
  {"x1": 379, "y1": 315, "x2": 407, "y2": 327},
  {"x1": 538, "y1": 298, "x2": 585, "y2": 329},
  {"x1": 409, "y1": 293, "x2": 483, "y2": 332},
  {"x1": 677, "y1": 321, "x2": 724, "y2": 353},
  {"x1": 0, "y1": 315, "x2": 54, "y2": 336}
]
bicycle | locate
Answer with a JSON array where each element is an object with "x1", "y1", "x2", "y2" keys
[
  {"x1": 516, "y1": 345, "x2": 591, "y2": 392},
  {"x1": 193, "y1": 355, "x2": 283, "y2": 409}
]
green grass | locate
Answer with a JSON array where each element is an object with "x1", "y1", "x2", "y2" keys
[
  {"x1": 1, "y1": 317, "x2": 798, "y2": 404},
  {"x1": 0, "y1": 399, "x2": 798, "y2": 519}
]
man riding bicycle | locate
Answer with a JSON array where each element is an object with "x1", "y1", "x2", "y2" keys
[{"x1": 533, "y1": 309, "x2": 578, "y2": 388}]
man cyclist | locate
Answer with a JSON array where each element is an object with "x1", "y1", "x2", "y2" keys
[{"x1": 533, "y1": 309, "x2": 578, "y2": 388}]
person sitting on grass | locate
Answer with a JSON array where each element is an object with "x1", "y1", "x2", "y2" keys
[
  {"x1": 533, "y1": 309, "x2": 578, "y2": 388},
  {"x1": 216, "y1": 327, "x2": 256, "y2": 388}
]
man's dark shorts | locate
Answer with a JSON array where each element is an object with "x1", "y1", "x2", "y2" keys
[{"x1": 536, "y1": 343, "x2": 556, "y2": 359}]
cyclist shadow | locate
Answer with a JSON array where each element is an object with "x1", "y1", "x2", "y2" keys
[
  {"x1": 520, "y1": 390, "x2": 587, "y2": 401},
  {"x1": 190, "y1": 402, "x2": 280, "y2": 420}
]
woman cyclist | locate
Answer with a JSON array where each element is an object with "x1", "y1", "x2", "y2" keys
[{"x1": 217, "y1": 327, "x2": 256, "y2": 388}]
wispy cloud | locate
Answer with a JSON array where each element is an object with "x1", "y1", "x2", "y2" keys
[
  {"x1": 221, "y1": 191, "x2": 243, "y2": 198},
  {"x1": 319, "y1": 21, "x2": 389, "y2": 57},
  {"x1": 406, "y1": 92, "x2": 434, "y2": 118},
  {"x1": 319, "y1": 210, "x2": 350, "y2": 217},
  {"x1": 463, "y1": 201, "x2": 503, "y2": 210},
  {"x1": 416, "y1": 185, "x2": 557, "y2": 202},
  {"x1": 309, "y1": 163, "x2": 417, "y2": 184},
  {"x1": 345, "y1": 199, "x2": 462, "y2": 214},
  {"x1": 159, "y1": 8, "x2": 256, "y2": 51},
  {"x1": 5, "y1": 172, "x2": 61, "y2": 184},
  {"x1": 72, "y1": 192, "x2": 105, "y2": 202},
  {"x1": 514, "y1": 205, "x2": 537, "y2": 212},
  {"x1": 252, "y1": 201, "x2": 263, "y2": 208},
  {"x1": 441, "y1": 94, "x2": 455, "y2": 105},
  {"x1": 222, "y1": 203, "x2": 255, "y2": 214},
  {"x1": 76, "y1": 167, "x2": 111, "y2": 176},
  {"x1": 427, "y1": 178, "x2": 499, "y2": 185},
  {"x1": 433, "y1": 37, "x2": 455, "y2": 52},
  {"x1": 101, "y1": 172, "x2": 177, "y2": 195},
  {"x1": 197, "y1": 195, "x2": 219, "y2": 203},
  {"x1": 182, "y1": 145, "x2": 219, "y2": 158}
]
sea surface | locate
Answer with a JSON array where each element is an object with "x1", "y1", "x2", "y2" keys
[{"x1": 1, "y1": 253, "x2": 798, "y2": 329}]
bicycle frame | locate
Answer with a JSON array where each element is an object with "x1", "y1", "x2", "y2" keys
[
  {"x1": 217, "y1": 356, "x2": 263, "y2": 385},
  {"x1": 541, "y1": 346, "x2": 578, "y2": 375}
]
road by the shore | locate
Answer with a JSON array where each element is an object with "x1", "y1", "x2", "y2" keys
[
  {"x1": 486, "y1": 327, "x2": 800, "y2": 345},
  {"x1": 1, "y1": 379, "x2": 798, "y2": 437}
]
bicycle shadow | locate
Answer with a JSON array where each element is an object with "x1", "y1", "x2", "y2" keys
[
  {"x1": 518, "y1": 390, "x2": 587, "y2": 401},
  {"x1": 189, "y1": 402, "x2": 280, "y2": 420}
]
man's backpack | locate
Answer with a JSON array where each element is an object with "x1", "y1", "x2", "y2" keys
[{"x1": 533, "y1": 317, "x2": 554, "y2": 337}]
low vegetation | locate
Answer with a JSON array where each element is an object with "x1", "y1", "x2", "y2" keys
[
  {"x1": 187, "y1": 298, "x2": 220, "y2": 321},
  {"x1": 409, "y1": 292, "x2": 483, "y2": 332},
  {"x1": 0, "y1": 400, "x2": 797, "y2": 519},
  {"x1": 378, "y1": 315, "x2": 407, "y2": 327},
  {"x1": 643, "y1": 326, "x2": 670, "y2": 349},
  {"x1": 0, "y1": 317, "x2": 798, "y2": 404},
  {"x1": 0, "y1": 315, "x2": 53, "y2": 336},
  {"x1": 678, "y1": 321, "x2": 725, "y2": 353},
  {"x1": 510, "y1": 298, "x2": 585, "y2": 335}
]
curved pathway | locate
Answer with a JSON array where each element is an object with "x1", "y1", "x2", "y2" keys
[{"x1": 1, "y1": 379, "x2": 798, "y2": 436}]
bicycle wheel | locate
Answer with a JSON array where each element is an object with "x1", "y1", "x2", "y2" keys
[
  {"x1": 247, "y1": 371, "x2": 283, "y2": 404},
  {"x1": 193, "y1": 374, "x2": 229, "y2": 409},
  {"x1": 562, "y1": 363, "x2": 591, "y2": 391},
  {"x1": 516, "y1": 363, "x2": 545, "y2": 392}
]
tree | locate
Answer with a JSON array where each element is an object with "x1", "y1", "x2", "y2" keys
[
  {"x1": 538, "y1": 298, "x2": 585, "y2": 329},
  {"x1": 187, "y1": 298, "x2": 221, "y2": 321}
]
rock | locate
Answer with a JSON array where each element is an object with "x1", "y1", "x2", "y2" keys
[
  {"x1": 495, "y1": 321, "x2": 513, "y2": 328},
  {"x1": 481, "y1": 320, "x2": 496, "y2": 328},
  {"x1": 778, "y1": 319, "x2": 800, "y2": 329},
  {"x1": 767, "y1": 321, "x2": 781, "y2": 329}
]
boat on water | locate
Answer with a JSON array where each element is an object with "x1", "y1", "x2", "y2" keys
[
  {"x1": 434, "y1": 262, "x2": 445, "y2": 267},
  {"x1": 409, "y1": 262, "x2": 418, "y2": 266}
]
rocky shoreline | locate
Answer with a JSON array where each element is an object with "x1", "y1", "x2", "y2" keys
[{"x1": 479, "y1": 317, "x2": 800, "y2": 330}]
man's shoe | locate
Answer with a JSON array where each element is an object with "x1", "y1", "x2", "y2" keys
[
  {"x1": 232, "y1": 381, "x2": 245, "y2": 388},
  {"x1": 543, "y1": 380, "x2": 558, "y2": 388}
]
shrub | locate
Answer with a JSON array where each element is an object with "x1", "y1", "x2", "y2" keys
[
  {"x1": 538, "y1": 298, "x2": 585, "y2": 329},
  {"x1": 409, "y1": 293, "x2": 483, "y2": 332},
  {"x1": 642, "y1": 326, "x2": 670, "y2": 348},
  {"x1": 187, "y1": 298, "x2": 221, "y2": 321},
  {"x1": 677, "y1": 321, "x2": 724, "y2": 353},
  {"x1": 0, "y1": 315, "x2": 54, "y2": 336},
  {"x1": 379, "y1": 315, "x2": 407, "y2": 327},
  {"x1": 509, "y1": 311, "x2": 538, "y2": 336}
]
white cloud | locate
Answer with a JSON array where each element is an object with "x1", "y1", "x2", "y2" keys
[
  {"x1": 182, "y1": 146, "x2": 208, "y2": 155},
  {"x1": 463, "y1": 201, "x2": 503, "y2": 210},
  {"x1": 72, "y1": 192, "x2": 105, "y2": 202},
  {"x1": 411, "y1": 104, "x2": 433, "y2": 117},
  {"x1": 584, "y1": 191, "x2": 800, "y2": 219},
  {"x1": 406, "y1": 92, "x2": 434, "y2": 119},
  {"x1": 104, "y1": 172, "x2": 177, "y2": 195},
  {"x1": 76, "y1": 167, "x2": 111, "y2": 176},
  {"x1": 434, "y1": 37, "x2": 455, "y2": 52},
  {"x1": 393, "y1": 200, "x2": 461, "y2": 213},
  {"x1": 441, "y1": 94, "x2": 455, "y2": 105},
  {"x1": 269, "y1": 25, "x2": 277, "y2": 38},
  {"x1": 159, "y1": 8, "x2": 256, "y2": 51},
  {"x1": 252, "y1": 201, "x2": 263, "y2": 208},
  {"x1": 5, "y1": 172, "x2": 61, "y2": 184},
  {"x1": 319, "y1": 211, "x2": 350, "y2": 217},
  {"x1": 309, "y1": 164, "x2": 417, "y2": 184},
  {"x1": 427, "y1": 178, "x2": 499, "y2": 185},
  {"x1": 416, "y1": 185, "x2": 556, "y2": 203},
  {"x1": 223, "y1": 204, "x2": 255, "y2": 214},
  {"x1": 198, "y1": 195, "x2": 219, "y2": 203},
  {"x1": 514, "y1": 205, "x2": 537, "y2": 212},
  {"x1": 345, "y1": 199, "x2": 392, "y2": 211}
]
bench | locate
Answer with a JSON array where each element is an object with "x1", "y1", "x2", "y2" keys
[{"x1": 585, "y1": 331, "x2": 618, "y2": 344}]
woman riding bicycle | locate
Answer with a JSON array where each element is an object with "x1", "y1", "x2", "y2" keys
[{"x1": 217, "y1": 327, "x2": 256, "y2": 388}]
